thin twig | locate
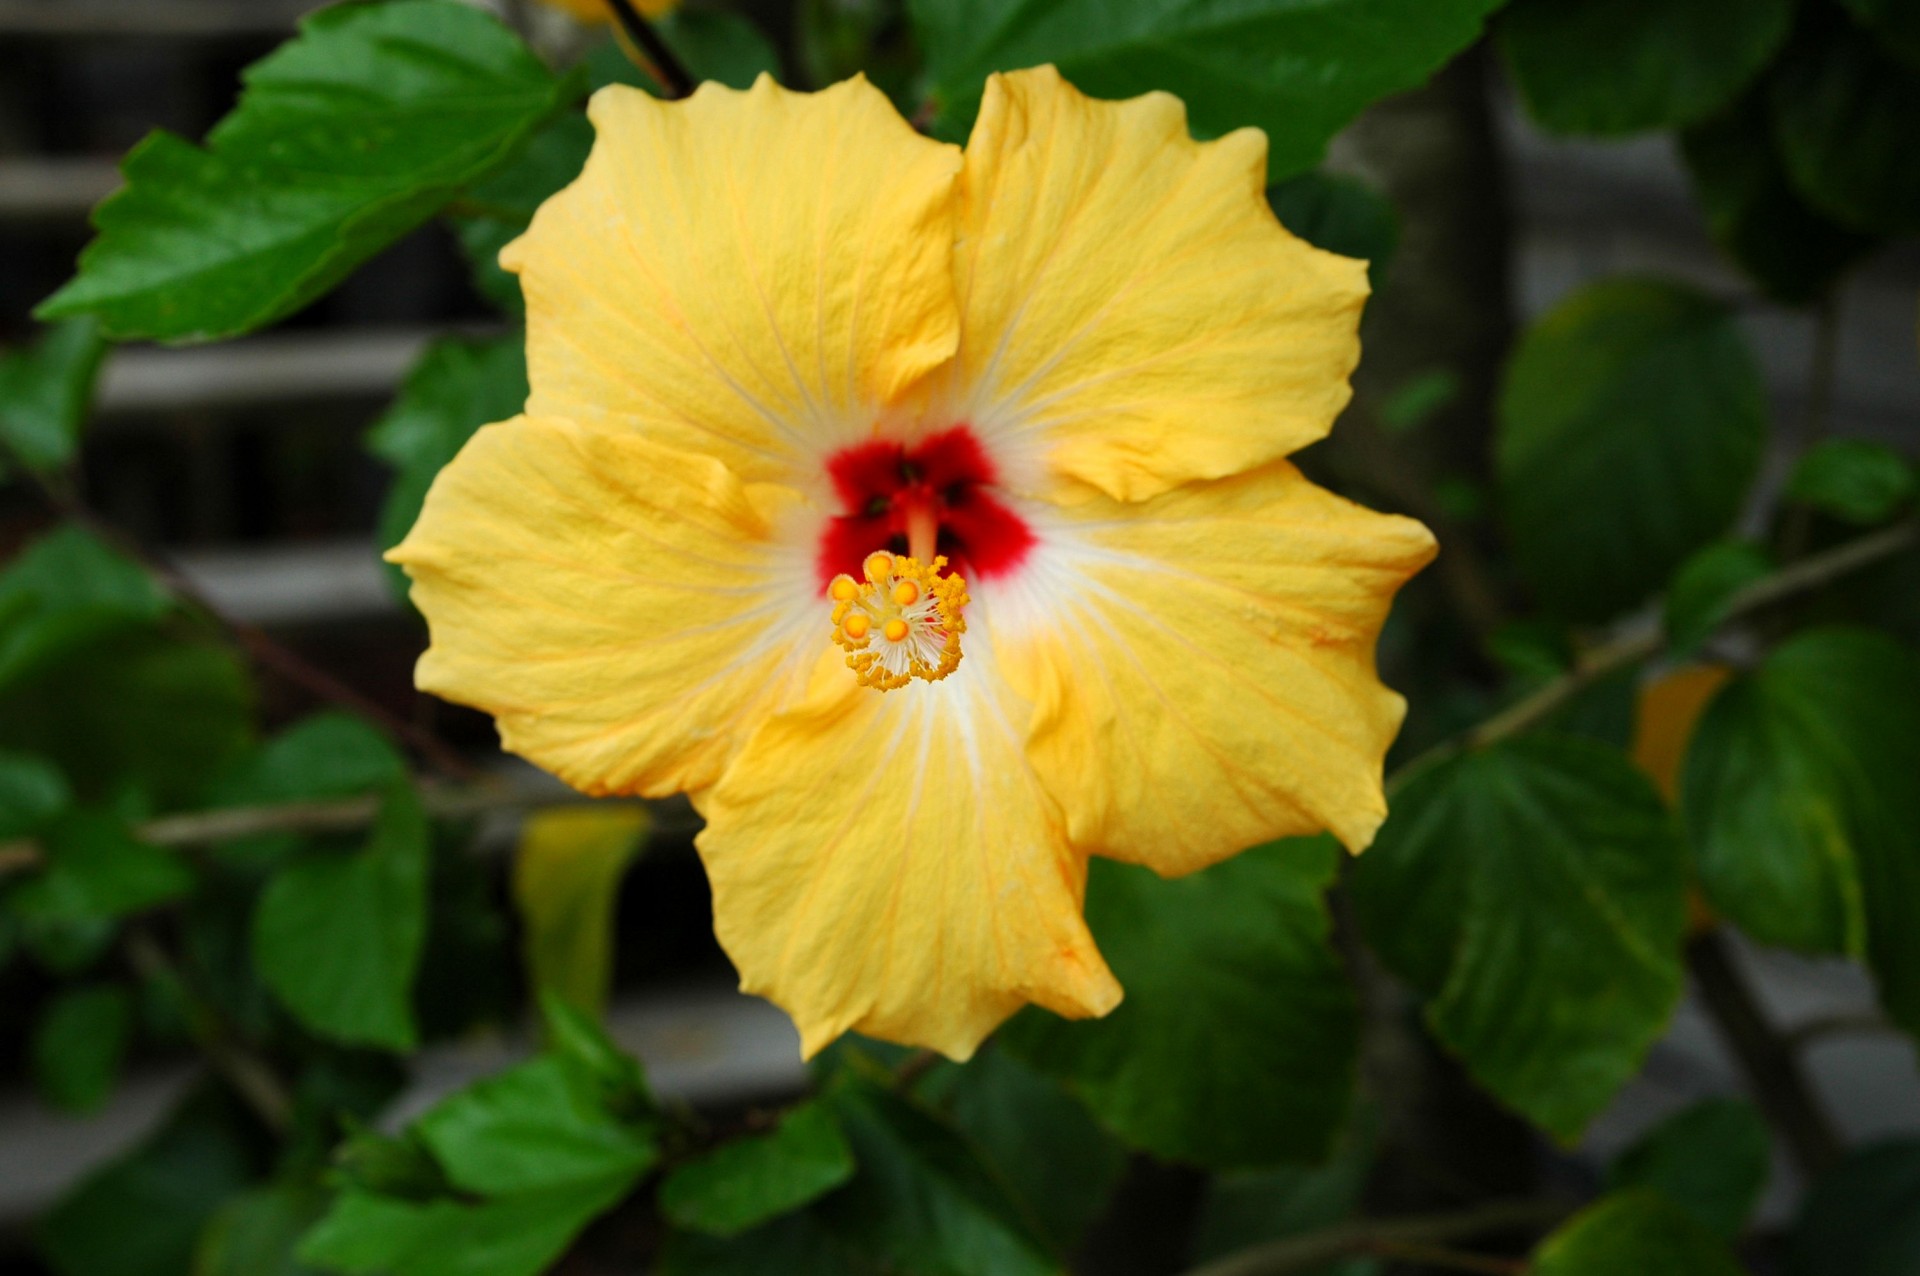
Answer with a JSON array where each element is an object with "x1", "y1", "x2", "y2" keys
[
  {"x1": 1182, "y1": 1198, "x2": 1566, "y2": 1276},
  {"x1": 603, "y1": 0, "x2": 694, "y2": 99},
  {"x1": 1687, "y1": 930, "x2": 1844, "y2": 1178}
]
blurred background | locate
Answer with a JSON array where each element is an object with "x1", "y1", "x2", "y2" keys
[{"x1": 1, "y1": 1, "x2": 1918, "y2": 1272}]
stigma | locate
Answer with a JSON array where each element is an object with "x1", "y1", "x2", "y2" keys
[{"x1": 829, "y1": 551, "x2": 969, "y2": 691}]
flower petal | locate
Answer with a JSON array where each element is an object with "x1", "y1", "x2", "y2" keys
[
  {"x1": 996, "y1": 464, "x2": 1435, "y2": 869},
  {"x1": 504, "y1": 76, "x2": 962, "y2": 484},
  {"x1": 389, "y1": 415, "x2": 821, "y2": 797},
  {"x1": 940, "y1": 66, "x2": 1370, "y2": 503},
  {"x1": 696, "y1": 650, "x2": 1121, "y2": 1059}
]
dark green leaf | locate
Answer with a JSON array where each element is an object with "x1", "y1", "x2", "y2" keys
[
  {"x1": 1378, "y1": 368, "x2": 1463, "y2": 435},
  {"x1": 32, "y1": 982, "x2": 134, "y2": 1114},
  {"x1": 0, "y1": 321, "x2": 106, "y2": 473},
  {"x1": 211, "y1": 712, "x2": 404, "y2": 809},
  {"x1": 537, "y1": 990, "x2": 654, "y2": 1118},
  {"x1": 1839, "y1": 0, "x2": 1920, "y2": 69},
  {"x1": 1681, "y1": 628, "x2": 1920, "y2": 1035},
  {"x1": 1497, "y1": 0, "x2": 1791, "y2": 135},
  {"x1": 908, "y1": 0, "x2": 1505, "y2": 180},
  {"x1": 450, "y1": 116, "x2": 592, "y2": 312},
  {"x1": 1609, "y1": 1100, "x2": 1771, "y2": 1239},
  {"x1": 39, "y1": 1089, "x2": 260, "y2": 1276},
  {"x1": 662, "y1": 1101, "x2": 855, "y2": 1237},
  {"x1": 1497, "y1": 278, "x2": 1767, "y2": 620},
  {"x1": 1191, "y1": 1107, "x2": 1379, "y2": 1273},
  {"x1": 0, "y1": 528, "x2": 168, "y2": 692},
  {"x1": 1786, "y1": 439, "x2": 1915, "y2": 525},
  {"x1": 330, "y1": 1127, "x2": 451, "y2": 1200},
  {"x1": 820, "y1": 1078, "x2": 1058, "y2": 1276},
  {"x1": 297, "y1": 1177, "x2": 632, "y2": 1276},
  {"x1": 1004, "y1": 838, "x2": 1357, "y2": 1168},
  {"x1": 38, "y1": 1, "x2": 576, "y2": 342},
  {"x1": 0, "y1": 750, "x2": 71, "y2": 838},
  {"x1": 932, "y1": 1049, "x2": 1126, "y2": 1253},
  {"x1": 1533, "y1": 1191, "x2": 1746, "y2": 1275},
  {"x1": 1681, "y1": 90, "x2": 1880, "y2": 306},
  {"x1": 10, "y1": 811, "x2": 192, "y2": 926},
  {"x1": 369, "y1": 336, "x2": 529, "y2": 596},
  {"x1": 1268, "y1": 173, "x2": 1399, "y2": 288},
  {"x1": 194, "y1": 1185, "x2": 328, "y2": 1276},
  {"x1": 1665, "y1": 541, "x2": 1772, "y2": 657},
  {"x1": 587, "y1": 11, "x2": 782, "y2": 93},
  {"x1": 1771, "y1": 13, "x2": 1920, "y2": 235},
  {"x1": 1792, "y1": 1141, "x2": 1920, "y2": 1276},
  {"x1": 1351, "y1": 737, "x2": 1687, "y2": 1140},
  {"x1": 659, "y1": 1210, "x2": 874, "y2": 1276},
  {"x1": 413, "y1": 1055, "x2": 658, "y2": 1195},
  {"x1": 253, "y1": 783, "x2": 429, "y2": 1050}
]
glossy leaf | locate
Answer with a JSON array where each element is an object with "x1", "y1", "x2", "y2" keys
[
  {"x1": 31, "y1": 983, "x2": 134, "y2": 1115},
  {"x1": 1771, "y1": 14, "x2": 1920, "y2": 235},
  {"x1": 0, "y1": 321, "x2": 106, "y2": 474},
  {"x1": 1004, "y1": 838, "x2": 1357, "y2": 1168},
  {"x1": 1351, "y1": 737, "x2": 1687, "y2": 1140},
  {"x1": 661, "y1": 1101, "x2": 855, "y2": 1237},
  {"x1": 1664, "y1": 541, "x2": 1771, "y2": 657},
  {"x1": 907, "y1": 0, "x2": 1506, "y2": 179},
  {"x1": 1791, "y1": 1141, "x2": 1920, "y2": 1276},
  {"x1": 1498, "y1": 0, "x2": 1791, "y2": 136},
  {"x1": 369, "y1": 336, "x2": 529, "y2": 597},
  {"x1": 1497, "y1": 279, "x2": 1767, "y2": 620},
  {"x1": 253, "y1": 783, "x2": 429, "y2": 1050},
  {"x1": 38, "y1": 1, "x2": 576, "y2": 342},
  {"x1": 1269, "y1": 172, "x2": 1399, "y2": 288},
  {"x1": 210, "y1": 712, "x2": 404, "y2": 807},
  {"x1": 298, "y1": 1178, "x2": 633, "y2": 1276},
  {"x1": 1533, "y1": 1192, "x2": 1746, "y2": 1276},
  {"x1": 1681, "y1": 91, "x2": 1880, "y2": 306},
  {"x1": 1785, "y1": 439, "x2": 1916, "y2": 525},
  {"x1": 512, "y1": 805, "x2": 649, "y2": 1015},
  {"x1": 1609, "y1": 1100, "x2": 1771, "y2": 1239},
  {"x1": 450, "y1": 116, "x2": 593, "y2": 312},
  {"x1": 1681, "y1": 628, "x2": 1920, "y2": 1035}
]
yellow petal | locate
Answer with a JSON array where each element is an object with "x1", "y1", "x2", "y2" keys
[
  {"x1": 504, "y1": 77, "x2": 962, "y2": 485},
  {"x1": 997, "y1": 463, "x2": 1435, "y2": 871},
  {"x1": 939, "y1": 66, "x2": 1369, "y2": 503},
  {"x1": 695, "y1": 652, "x2": 1121, "y2": 1059},
  {"x1": 389, "y1": 415, "x2": 821, "y2": 797}
]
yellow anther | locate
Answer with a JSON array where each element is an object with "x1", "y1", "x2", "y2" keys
[{"x1": 826, "y1": 553, "x2": 970, "y2": 692}]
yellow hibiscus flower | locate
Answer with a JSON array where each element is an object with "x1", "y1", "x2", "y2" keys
[{"x1": 391, "y1": 67, "x2": 1436, "y2": 1060}]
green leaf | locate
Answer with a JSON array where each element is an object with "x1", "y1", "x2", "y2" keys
[
  {"x1": 512, "y1": 805, "x2": 649, "y2": 1014},
  {"x1": 907, "y1": 0, "x2": 1505, "y2": 180},
  {"x1": 1004, "y1": 838, "x2": 1357, "y2": 1168},
  {"x1": 1609, "y1": 1100, "x2": 1771, "y2": 1240},
  {"x1": 1786, "y1": 439, "x2": 1916, "y2": 525},
  {"x1": 0, "y1": 750, "x2": 71, "y2": 838},
  {"x1": 1497, "y1": 0, "x2": 1791, "y2": 136},
  {"x1": 10, "y1": 811, "x2": 192, "y2": 926},
  {"x1": 449, "y1": 117, "x2": 593, "y2": 312},
  {"x1": 1771, "y1": 12, "x2": 1920, "y2": 236},
  {"x1": 662, "y1": 1101, "x2": 856, "y2": 1237},
  {"x1": 0, "y1": 320, "x2": 106, "y2": 473},
  {"x1": 932, "y1": 1048, "x2": 1126, "y2": 1253},
  {"x1": 1351, "y1": 736, "x2": 1687, "y2": 1141},
  {"x1": 413, "y1": 1055, "x2": 659, "y2": 1196},
  {"x1": 297, "y1": 1177, "x2": 633, "y2": 1276},
  {"x1": 1680, "y1": 90, "x2": 1880, "y2": 306},
  {"x1": 0, "y1": 629, "x2": 252, "y2": 809},
  {"x1": 38, "y1": 1, "x2": 576, "y2": 342},
  {"x1": 1190, "y1": 1107, "x2": 1379, "y2": 1273},
  {"x1": 1665, "y1": 540, "x2": 1772, "y2": 657},
  {"x1": 1792, "y1": 1141, "x2": 1920, "y2": 1276},
  {"x1": 32, "y1": 982, "x2": 135, "y2": 1114},
  {"x1": 0, "y1": 527, "x2": 168, "y2": 692},
  {"x1": 39, "y1": 1089, "x2": 260, "y2": 1276},
  {"x1": 1268, "y1": 173, "x2": 1399, "y2": 288},
  {"x1": 537, "y1": 990, "x2": 654, "y2": 1118},
  {"x1": 1839, "y1": 0, "x2": 1920, "y2": 69},
  {"x1": 819, "y1": 1078, "x2": 1059, "y2": 1276},
  {"x1": 1496, "y1": 278, "x2": 1768, "y2": 621},
  {"x1": 1532, "y1": 1191, "x2": 1746, "y2": 1276},
  {"x1": 194, "y1": 1185, "x2": 328, "y2": 1276},
  {"x1": 659, "y1": 1211, "x2": 874, "y2": 1276},
  {"x1": 253, "y1": 783, "x2": 429, "y2": 1050},
  {"x1": 212, "y1": 712, "x2": 405, "y2": 807},
  {"x1": 587, "y1": 11, "x2": 783, "y2": 93},
  {"x1": 1681, "y1": 628, "x2": 1920, "y2": 1035},
  {"x1": 369, "y1": 336, "x2": 529, "y2": 596}
]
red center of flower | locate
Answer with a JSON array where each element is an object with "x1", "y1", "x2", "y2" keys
[{"x1": 817, "y1": 426, "x2": 1035, "y2": 587}]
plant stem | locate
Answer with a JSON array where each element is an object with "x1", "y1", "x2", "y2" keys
[
  {"x1": 1181, "y1": 1198, "x2": 1566, "y2": 1276},
  {"x1": 603, "y1": 0, "x2": 694, "y2": 99},
  {"x1": 1687, "y1": 929, "x2": 1844, "y2": 1178}
]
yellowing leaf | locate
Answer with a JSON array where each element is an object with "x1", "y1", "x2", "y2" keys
[
  {"x1": 1631, "y1": 664, "x2": 1732, "y2": 803},
  {"x1": 512, "y1": 806, "x2": 650, "y2": 1013}
]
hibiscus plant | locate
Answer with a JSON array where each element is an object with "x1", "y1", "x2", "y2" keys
[{"x1": 2, "y1": 0, "x2": 1919, "y2": 1273}]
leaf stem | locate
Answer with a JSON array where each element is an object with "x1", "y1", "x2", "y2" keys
[
  {"x1": 1180, "y1": 1198, "x2": 1565, "y2": 1276},
  {"x1": 603, "y1": 0, "x2": 695, "y2": 100}
]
